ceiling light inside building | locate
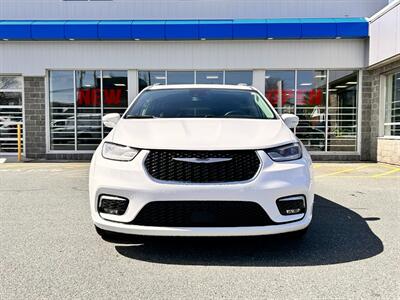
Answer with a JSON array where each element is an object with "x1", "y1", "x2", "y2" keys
[
  {"x1": 155, "y1": 76, "x2": 166, "y2": 80},
  {"x1": 114, "y1": 83, "x2": 126, "y2": 87},
  {"x1": 346, "y1": 81, "x2": 357, "y2": 84},
  {"x1": 300, "y1": 83, "x2": 312, "y2": 86},
  {"x1": 206, "y1": 76, "x2": 219, "y2": 79},
  {"x1": 336, "y1": 85, "x2": 347, "y2": 88},
  {"x1": 314, "y1": 75, "x2": 326, "y2": 78}
]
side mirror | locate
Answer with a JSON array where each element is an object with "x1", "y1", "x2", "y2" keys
[
  {"x1": 102, "y1": 113, "x2": 120, "y2": 128},
  {"x1": 281, "y1": 113, "x2": 299, "y2": 129}
]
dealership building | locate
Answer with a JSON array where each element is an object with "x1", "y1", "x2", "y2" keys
[{"x1": 0, "y1": 0, "x2": 399, "y2": 164}]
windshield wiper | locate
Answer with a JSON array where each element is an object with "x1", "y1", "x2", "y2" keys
[{"x1": 125, "y1": 115, "x2": 157, "y2": 119}]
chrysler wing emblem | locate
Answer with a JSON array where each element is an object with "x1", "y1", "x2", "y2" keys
[{"x1": 172, "y1": 157, "x2": 232, "y2": 164}]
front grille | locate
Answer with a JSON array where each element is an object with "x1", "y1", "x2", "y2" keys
[
  {"x1": 131, "y1": 201, "x2": 274, "y2": 227},
  {"x1": 144, "y1": 150, "x2": 260, "y2": 183}
]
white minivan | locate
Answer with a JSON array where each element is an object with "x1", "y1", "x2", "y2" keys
[{"x1": 89, "y1": 85, "x2": 313, "y2": 239}]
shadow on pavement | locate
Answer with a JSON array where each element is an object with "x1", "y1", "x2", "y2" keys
[{"x1": 114, "y1": 195, "x2": 383, "y2": 266}]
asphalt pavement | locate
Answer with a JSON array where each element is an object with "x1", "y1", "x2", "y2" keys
[{"x1": 0, "y1": 162, "x2": 399, "y2": 299}]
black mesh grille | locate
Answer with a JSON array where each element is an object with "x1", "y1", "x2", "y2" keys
[
  {"x1": 144, "y1": 150, "x2": 260, "y2": 183},
  {"x1": 131, "y1": 201, "x2": 274, "y2": 227}
]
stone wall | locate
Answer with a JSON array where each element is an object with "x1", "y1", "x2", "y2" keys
[
  {"x1": 377, "y1": 138, "x2": 400, "y2": 165},
  {"x1": 362, "y1": 58, "x2": 400, "y2": 162}
]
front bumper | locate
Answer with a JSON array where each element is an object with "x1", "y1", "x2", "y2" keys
[{"x1": 89, "y1": 148, "x2": 314, "y2": 237}]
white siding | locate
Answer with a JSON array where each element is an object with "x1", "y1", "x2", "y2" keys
[
  {"x1": 0, "y1": 0, "x2": 388, "y2": 20},
  {"x1": 369, "y1": 1, "x2": 400, "y2": 66},
  {"x1": 0, "y1": 39, "x2": 366, "y2": 76}
]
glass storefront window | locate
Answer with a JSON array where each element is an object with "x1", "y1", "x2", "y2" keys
[
  {"x1": 139, "y1": 70, "x2": 253, "y2": 91},
  {"x1": 328, "y1": 70, "x2": 358, "y2": 151},
  {"x1": 385, "y1": 72, "x2": 400, "y2": 136},
  {"x1": 224, "y1": 71, "x2": 253, "y2": 85},
  {"x1": 265, "y1": 70, "x2": 295, "y2": 114},
  {"x1": 0, "y1": 76, "x2": 24, "y2": 153},
  {"x1": 167, "y1": 71, "x2": 195, "y2": 84},
  {"x1": 296, "y1": 70, "x2": 327, "y2": 151},
  {"x1": 48, "y1": 70, "x2": 128, "y2": 151},
  {"x1": 196, "y1": 71, "x2": 223, "y2": 84},
  {"x1": 102, "y1": 70, "x2": 128, "y2": 136},
  {"x1": 76, "y1": 71, "x2": 102, "y2": 150},
  {"x1": 49, "y1": 71, "x2": 75, "y2": 151},
  {"x1": 0, "y1": 76, "x2": 23, "y2": 90},
  {"x1": 138, "y1": 71, "x2": 166, "y2": 92}
]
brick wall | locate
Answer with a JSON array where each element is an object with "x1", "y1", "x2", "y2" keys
[{"x1": 24, "y1": 77, "x2": 46, "y2": 159}]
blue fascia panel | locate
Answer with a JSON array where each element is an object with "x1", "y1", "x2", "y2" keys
[
  {"x1": 132, "y1": 20, "x2": 165, "y2": 40},
  {"x1": 301, "y1": 18, "x2": 337, "y2": 38},
  {"x1": 232, "y1": 19, "x2": 267, "y2": 39},
  {"x1": 0, "y1": 21, "x2": 33, "y2": 40},
  {"x1": 267, "y1": 19, "x2": 301, "y2": 39},
  {"x1": 0, "y1": 19, "x2": 369, "y2": 41},
  {"x1": 199, "y1": 20, "x2": 233, "y2": 39},
  {"x1": 335, "y1": 18, "x2": 368, "y2": 38},
  {"x1": 65, "y1": 20, "x2": 99, "y2": 40},
  {"x1": 165, "y1": 20, "x2": 199, "y2": 40},
  {"x1": 98, "y1": 20, "x2": 132, "y2": 40},
  {"x1": 31, "y1": 21, "x2": 66, "y2": 40}
]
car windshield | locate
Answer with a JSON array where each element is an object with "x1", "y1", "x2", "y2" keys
[{"x1": 125, "y1": 88, "x2": 276, "y2": 119}]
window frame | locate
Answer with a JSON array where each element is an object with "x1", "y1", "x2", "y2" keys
[
  {"x1": 46, "y1": 69, "x2": 128, "y2": 154},
  {"x1": 382, "y1": 70, "x2": 400, "y2": 139},
  {"x1": 0, "y1": 75, "x2": 25, "y2": 155}
]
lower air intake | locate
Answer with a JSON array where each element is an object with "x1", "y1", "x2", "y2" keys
[{"x1": 131, "y1": 201, "x2": 274, "y2": 227}]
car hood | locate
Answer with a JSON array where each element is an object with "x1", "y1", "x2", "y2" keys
[{"x1": 110, "y1": 118, "x2": 296, "y2": 150}]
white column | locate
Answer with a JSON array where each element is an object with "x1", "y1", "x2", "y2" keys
[
  {"x1": 128, "y1": 70, "x2": 139, "y2": 105},
  {"x1": 252, "y1": 70, "x2": 265, "y2": 95}
]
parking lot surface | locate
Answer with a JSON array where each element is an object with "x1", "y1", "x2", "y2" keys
[{"x1": 0, "y1": 162, "x2": 399, "y2": 299}]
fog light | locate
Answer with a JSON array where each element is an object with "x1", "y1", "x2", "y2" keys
[
  {"x1": 98, "y1": 195, "x2": 129, "y2": 216},
  {"x1": 276, "y1": 195, "x2": 306, "y2": 215}
]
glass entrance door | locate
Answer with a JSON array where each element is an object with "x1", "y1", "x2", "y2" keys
[{"x1": 0, "y1": 76, "x2": 23, "y2": 154}]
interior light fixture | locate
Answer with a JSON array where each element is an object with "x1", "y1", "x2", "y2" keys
[
  {"x1": 155, "y1": 76, "x2": 166, "y2": 80},
  {"x1": 206, "y1": 76, "x2": 219, "y2": 79},
  {"x1": 300, "y1": 83, "x2": 312, "y2": 86},
  {"x1": 346, "y1": 81, "x2": 357, "y2": 84},
  {"x1": 328, "y1": 89, "x2": 337, "y2": 92},
  {"x1": 84, "y1": 84, "x2": 92, "y2": 87},
  {"x1": 335, "y1": 85, "x2": 347, "y2": 88},
  {"x1": 314, "y1": 75, "x2": 327, "y2": 78},
  {"x1": 265, "y1": 75, "x2": 271, "y2": 79},
  {"x1": 114, "y1": 83, "x2": 126, "y2": 87}
]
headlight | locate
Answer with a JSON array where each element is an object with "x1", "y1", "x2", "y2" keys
[
  {"x1": 102, "y1": 142, "x2": 140, "y2": 161},
  {"x1": 265, "y1": 143, "x2": 302, "y2": 162}
]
